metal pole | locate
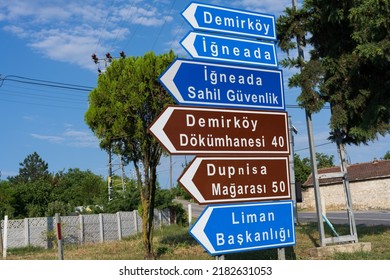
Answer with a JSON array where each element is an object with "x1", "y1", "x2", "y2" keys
[
  {"x1": 277, "y1": 248, "x2": 286, "y2": 260},
  {"x1": 292, "y1": 0, "x2": 326, "y2": 246},
  {"x1": 188, "y1": 204, "x2": 192, "y2": 227},
  {"x1": 288, "y1": 116, "x2": 298, "y2": 223},
  {"x1": 108, "y1": 147, "x2": 113, "y2": 201},
  {"x1": 119, "y1": 155, "x2": 126, "y2": 192},
  {"x1": 336, "y1": 135, "x2": 358, "y2": 242},
  {"x1": 306, "y1": 111, "x2": 326, "y2": 246},
  {"x1": 170, "y1": 155, "x2": 173, "y2": 192}
]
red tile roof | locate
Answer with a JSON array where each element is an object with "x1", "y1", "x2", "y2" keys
[{"x1": 303, "y1": 159, "x2": 390, "y2": 187}]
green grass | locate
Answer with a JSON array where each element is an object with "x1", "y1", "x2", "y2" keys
[{"x1": 3, "y1": 223, "x2": 390, "y2": 260}]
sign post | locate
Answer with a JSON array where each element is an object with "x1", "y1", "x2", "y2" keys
[
  {"x1": 149, "y1": 2, "x2": 296, "y2": 258},
  {"x1": 181, "y1": 32, "x2": 278, "y2": 68},
  {"x1": 179, "y1": 156, "x2": 291, "y2": 204},
  {"x1": 148, "y1": 106, "x2": 290, "y2": 155},
  {"x1": 190, "y1": 201, "x2": 295, "y2": 256},
  {"x1": 159, "y1": 59, "x2": 285, "y2": 110},
  {"x1": 181, "y1": 2, "x2": 276, "y2": 40}
]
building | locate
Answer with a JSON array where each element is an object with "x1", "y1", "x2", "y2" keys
[{"x1": 301, "y1": 159, "x2": 390, "y2": 210}]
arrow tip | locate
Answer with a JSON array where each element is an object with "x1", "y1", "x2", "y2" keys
[
  {"x1": 180, "y1": 32, "x2": 198, "y2": 58},
  {"x1": 189, "y1": 206, "x2": 216, "y2": 255},
  {"x1": 181, "y1": 3, "x2": 199, "y2": 29}
]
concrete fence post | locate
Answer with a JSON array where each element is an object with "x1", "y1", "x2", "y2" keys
[
  {"x1": 159, "y1": 210, "x2": 162, "y2": 229},
  {"x1": 133, "y1": 210, "x2": 138, "y2": 234},
  {"x1": 2, "y1": 215, "x2": 8, "y2": 259},
  {"x1": 24, "y1": 218, "x2": 29, "y2": 247},
  {"x1": 79, "y1": 215, "x2": 84, "y2": 244},
  {"x1": 99, "y1": 214, "x2": 104, "y2": 243},
  {"x1": 117, "y1": 212, "x2": 122, "y2": 240}
]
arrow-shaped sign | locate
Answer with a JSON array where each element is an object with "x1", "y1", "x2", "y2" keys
[
  {"x1": 181, "y1": 32, "x2": 278, "y2": 68},
  {"x1": 181, "y1": 2, "x2": 276, "y2": 41},
  {"x1": 159, "y1": 59, "x2": 285, "y2": 110},
  {"x1": 179, "y1": 156, "x2": 291, "y2": 204},
  {"x1": 190, "y1": 201, "x2": 296, "y2": 256},
  {"x1": 148, "y1": 106, "x2": 290, "y2": 155}
]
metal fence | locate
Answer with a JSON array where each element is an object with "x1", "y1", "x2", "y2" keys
[{"x1": 1, "y1": 209, "x2": 172, "y2": 250}]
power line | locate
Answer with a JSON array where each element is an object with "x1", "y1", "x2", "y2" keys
[
  {"x1": 295, "y1": 141, "x2": 333, "y2": 152},
  {"x1": 1, "y1": 89, "x2": 86, "y2": 104},
  {"x1": 0, "y1": 96, "x2": 86, "y2": 110},
  {"x1": 0, "y1": 75, "x2": 94, "y2": 92},
  {"x1": 93, "y1": 0, "x2": 117, "y2": 54},
  {"x1": 108, "y1": 0, "x2": 139, "y2": 54},
  {"x1": 1, "y1": 72, "x2": 334, "y2": 112},
  {"x1": 151, "y1": 0, "x2": 178, "y2": 51}
]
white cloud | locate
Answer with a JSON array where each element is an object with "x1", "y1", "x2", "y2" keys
[
  {"x1": 63, "y1": 128, "x2": 99, "y2": 148},
  {"x1": 23, "y1": 115, "x2": 36, "y2": 121},
  {"x1": 30, "y1": 125, "x2": 99, "y2": 148},
  {"x1": 210, "y1": 0, "x2": 292, "y2": 15},
  {"x1": 0, "y1": 0, "x2": 174, "y2": 70},
  {"x1": 30, "y1": 133, "x2": 65, "y2": 143},
  {"x1": 2, "y1": 25, "x2": 28, "y2": 38}
]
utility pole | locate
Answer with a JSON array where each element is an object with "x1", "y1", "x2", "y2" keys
[
  {"x1": 170, "y1": 155, "x2": 173, "y2": 192},
  {"x1": 288, "y1": 116, "x2": 298, "y2": 223},
  {"x1": 291, "y1": 0, "x2": 325, "y2": 246},
  {"x1": 91, "y1": 52, "x2": 128, "y2": 201},
  {"x1": 119, "y1": 155, "x2": 126, "y2": 192},
  {"x1": 108, "y1": 147, "x2": 113, "y2": 201}
]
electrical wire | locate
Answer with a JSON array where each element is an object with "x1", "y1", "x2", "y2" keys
[
  {"x1": 108, "y1": 0, "x2": 139, "y2": 54},
  {"x1": 0, "y1": 75, "x2": 93, "y2": 91},
  {"x1": 295, "y1": 141, "x2": 333, "y2": 152},
  {"x1": 151, "y1": 0, "x2": 178, "y2": 52},
  {"x1": 93, "y1": 0, "x2": 117, "y2": 54}
]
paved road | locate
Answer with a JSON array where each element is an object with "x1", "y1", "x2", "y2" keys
[
  {"x1": 177, "y1": 199, "x2": 390, "y2": 226},
  {"x1": 298, "y1": 211, "x2": 390, "y2": 226}
]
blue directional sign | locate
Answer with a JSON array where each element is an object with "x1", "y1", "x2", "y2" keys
[
  {"x1": 159, "y1": 59, "x2": 285, "y2": 110},
  {"x1": 182, "y1": 2, "x2": 276, "y2": 41},
  {"x1": 190, "y1": 201, "x2": 295, "y2": 256},
  {"x1": 181, "y1": 32, "x2": 278, "y2": 68}
]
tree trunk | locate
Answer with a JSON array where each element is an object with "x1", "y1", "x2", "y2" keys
[
  {"x1": 141, "y1": 197, "x2": 155, "y2": 259},
  {"x1": 140, "y1": 162, "x2": 158, "y2": 260}
]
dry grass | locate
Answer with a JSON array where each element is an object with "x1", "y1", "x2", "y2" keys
[{"x1": 3, "y1": 223, "x2": 390, "y2": 260}]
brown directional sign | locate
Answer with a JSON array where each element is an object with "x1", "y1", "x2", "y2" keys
[
  {"x1": 148, "y1": 106, "x2": 290, "y2": 155},
  {"x1": 179, "y1": 156, "x2": 291, "y2": 204}
]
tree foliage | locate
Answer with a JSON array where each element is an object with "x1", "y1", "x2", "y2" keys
[
  {"x1": 2, "y1": 153, "x2": 105, "y2": 218},
  {"x1": 277, "y1": 0, "x2": 390, "y2": 145},
  {"x1": 85, "y1": 50, "x2": 176, "y2": 259},
  {"x1": 294, "y1": 152, "x2": 335, "y2": 184},
  {"x1": 8, "y1": 152, "x2": 50, "y2": 184},
  {"x1": 1, "y1": 152, "x2": 180, "y2": 222}
]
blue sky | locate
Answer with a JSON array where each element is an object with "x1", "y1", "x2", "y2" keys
[{"x1": 0, "y1": 0, "x2": 389, "y2": 187}]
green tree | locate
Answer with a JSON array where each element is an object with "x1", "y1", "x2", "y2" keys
[
  {"x1": 98, "y1": 179, "x2": 141, "y2": 213},
  {"x1": 316, "y1": 152, "x2": 334, "y2": 169},
  {"x1": 294, "y1": 154, "x2": 312, "y2": 184},
  {"x1": 172, "y1": 184, "x2": 192, "y2": 201},
  {"x1": 277, "y1": 0, "x2": 390, "y2": 144},
  {"x1": 12, "y1": 180, "x2": 54, "y2": 218},
  {"x1": 6, "y1": 153, "x2": 53, "y2": 218},
  {"x1": 0, "y1": 180, "x2": 15, "y2": 217},
  {"x1": 85, "y1": 51, "x2": 176, "y2": 259},
  {"x1": 383, "y1": 151, "x2": 390, "y2": 160},
  {"x1": 294, "y1": 153, "x2": 335, "y2": 184},
  {"x1": 8, "y1": 152, "x2": 51, "y2": 184},
  {"x1": 53, "y1": 168, "x2": 105, "y2": 207}
]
